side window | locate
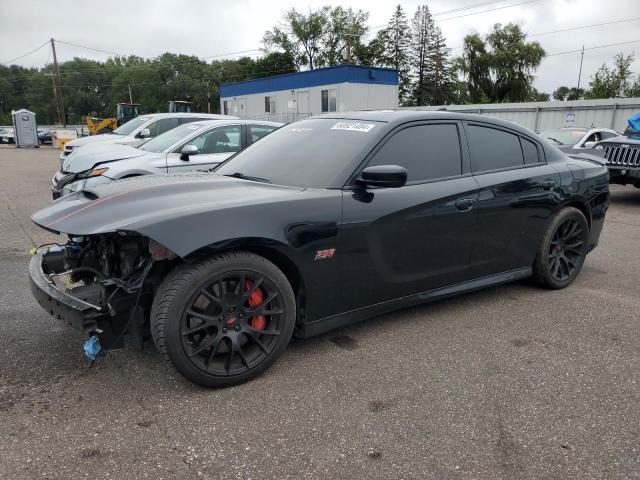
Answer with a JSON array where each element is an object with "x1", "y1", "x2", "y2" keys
[
  {"x1": 187, "y1": 126, "x2": 242, "y2": 154},
  {"x1": 521, "y1": 137, "x2": 541, "y2": 164},
  {"x1": 265, "y1": 97, "x2": 276, "y2": 114},
  {"x1": 368, "y1": 124, "x2": 462, "y2": 182},
  {"x1": 600, "y1": 131, "x2": 618, "y2": 140},
  {"x1": 321, "y1": 89, "x2": 337, "y2": 113},
  {"x1": 467, "y1": 125, "x2": 524, "y2": 172},
  {"x1": 146, "y1": 118, "x2": 179, "y2": 137},
  {"x1": 223, "y1": 100, "x2": 229, "y2": 115},
  {"x1": 249, "y1": 125, "x2": 278, "y2": 143}
]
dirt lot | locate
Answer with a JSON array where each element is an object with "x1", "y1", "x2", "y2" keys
[{"x1": 0, "y1": 144, "x2": 639, "y2": 479}]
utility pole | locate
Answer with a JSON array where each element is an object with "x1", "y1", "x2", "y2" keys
[
  {"x1": 577, "y1": 45, "x2": 585, "y2": 93},
  {"x1": 128, "y1": 84, "x2": 133, "y2": 104},
  {"x1": 434, "y1": 46, "x2": 440, "y2": 103},
  {"x1": 50, "y1": 73, "x2": 61, "y2": 126},
  {"x1": 50, "y1": 38, "x2": 66, "y2": 127}
]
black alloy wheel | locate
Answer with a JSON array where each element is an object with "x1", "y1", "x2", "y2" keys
[
  {"x1": 180, "y1": 271, "x2": 284, "y2": 376},
  {"x1": 151, "y1": 252, "x2": 296, "y2": 388},
  {"x1": 533, "y1": 207, "x2": 589, "y2": 289}
]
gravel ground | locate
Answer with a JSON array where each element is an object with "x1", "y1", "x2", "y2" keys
[{"x1": 0, "y1": 144, "x2": 638, "y2": 480}]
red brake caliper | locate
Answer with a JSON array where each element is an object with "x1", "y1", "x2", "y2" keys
[{"x1": 245, "y1": 280, "x2": 266, "y2": 330}]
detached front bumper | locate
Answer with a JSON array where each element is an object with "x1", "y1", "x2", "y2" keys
[
  {"x1": 29, "y1": 252, "x2": 106, "y2": 333},
  {"x1": 51, "y1": 173, "x2": 114, "y2": 199},
  {"x1": 29, "y1": 252, "x2": 144, "y2": 349}
]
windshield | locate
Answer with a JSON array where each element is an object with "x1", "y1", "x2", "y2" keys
[
  {"x1": 112, "y1": 116, "x2": 150, "y2": 136},
  {"x1": 215, "y1": 118, "x2": 383, "y2": 188},
  {"x1": 138, "y1": 123, "x2": 203, "y2": 152},
  {"x1": 540, "y1": 128, "x2": 587, "y2": 145}
]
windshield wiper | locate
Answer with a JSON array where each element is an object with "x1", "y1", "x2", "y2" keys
[
  {"x1": 224, "y1": 172, "x2": 271, "y2": 183},
  {"x1": 545, "y1": 137, "x2": 564, "y2": 145}
]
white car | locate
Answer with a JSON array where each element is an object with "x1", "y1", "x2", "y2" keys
[
  {"x1": 539, "y1": 127, "x2": 619, "y2": 152},
  {"x1": 59, "y1": 112, "x2": 237, "y2": 162},
  {"x1": 51, "y1": 120, "x2": 282, "y2": 198}
]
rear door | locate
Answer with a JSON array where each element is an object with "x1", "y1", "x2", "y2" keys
[
  {"x1": 340, "y1": 121, "x2": 479, "y2": 310},
  {"x1": 166, "y1": 124, "x2": 243, "y2": 173},
  {"x1": 464, "y1": 122, "x2": 561, "y2": 278}
]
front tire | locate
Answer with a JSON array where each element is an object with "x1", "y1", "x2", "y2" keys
[
  {"x1": 151, "y1": 252, "x2": 296, "y2": 388},
  {"x1": 533, "y1": 207, "x2": 589, "y2": 289}
]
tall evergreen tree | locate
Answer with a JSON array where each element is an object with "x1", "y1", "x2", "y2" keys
[
  {"x1": 376, "y1": 5, "x2": 413, "y2": 104},
  {"x1": 410, "y1": 5, "x2": 435, "y2": 106}
]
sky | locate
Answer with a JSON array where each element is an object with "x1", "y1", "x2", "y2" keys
[{"x1": 1, "y1": 0, "x2": 639, "y2": 95}]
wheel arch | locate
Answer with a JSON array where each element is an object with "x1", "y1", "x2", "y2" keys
[
  {"x1": 558, "y1": 199, "x2": 592, "y2": 229},
  {"x1": 183, "y1": 238, "x2": 307, "y2": 329}
]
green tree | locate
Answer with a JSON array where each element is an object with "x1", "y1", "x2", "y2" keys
[
  {"x1": 585, "y1": 53, "x2": 639, "y2": 99},
  {"x1": 376, "y1": 5, "x2": 412, "y2": 104},
  {"x1": 456, "y1": 23, "x2": 545, "y2": 103},
  {"x1": 263, "y1": 7, "x2": 329, "y2": 70},
  {"x1": 552, "y1": 86, "x2": 584, "y2": 101},
  {"x1": 317, "y1": 7, "x2": 369, "y2": 67}
]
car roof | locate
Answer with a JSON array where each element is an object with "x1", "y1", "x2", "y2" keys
[
  {"x1": 308, "y1": 109, "x2": 538, "y2": 137},
  {"x1": 136, "y1": 113, "x2": 239, "y2": 120}
]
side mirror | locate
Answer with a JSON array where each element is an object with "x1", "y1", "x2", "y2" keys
[
  {"x1": 180, "y1": 144, "x2": 199, "y2": 161},
  {"x1": 583, "y1": 141, "x2": 597, "y2": 149},
  {"x1": 357, "y1": 165, "x2": 407, "y2": 188},
  {"x1": 137, "y1": 128, "x2": 151, "y2": 139}
]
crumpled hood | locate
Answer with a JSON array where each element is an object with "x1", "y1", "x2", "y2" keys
[
  {"x1": 32, "y1": 173, "x2": 305, "y2": 252},
  {"x1": 62, "y1": 142, "x2": 150, "y2": 173}
]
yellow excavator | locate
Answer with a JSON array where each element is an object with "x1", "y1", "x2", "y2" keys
[{"x1": 85, "y1": 103, "x2": 140, "y2": 135}]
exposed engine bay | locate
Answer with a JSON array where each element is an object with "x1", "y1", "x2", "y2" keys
[{"x1": 35, "y1": 233, "x2": 176, "y2": 349}]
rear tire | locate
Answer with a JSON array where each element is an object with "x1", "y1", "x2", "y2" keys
[
  {"x1": 533, "y1": 207, "x2": 589, "y2": 289},
  {"x1": 151, "y1": 251, "x2": 296, "y2": 388}
]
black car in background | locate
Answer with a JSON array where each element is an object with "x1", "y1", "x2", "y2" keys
[
  {"x1": 29, "y1": 111, "x2": 609, "y2": 387},
  {"x1": 37, "y1": 129, "x2": 54, "y2": 145}
]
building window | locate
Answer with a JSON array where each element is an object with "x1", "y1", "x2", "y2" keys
[
  {"x1": 265, "y1": 96, "x2": 276, "y2": 114},
  {"x1": 223, "y1": 100, "x2": 228, "y2": 115},
  {"x1": 321, "y1": 89, "x2": 337, "y2": 113}
]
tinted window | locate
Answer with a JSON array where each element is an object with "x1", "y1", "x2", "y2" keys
[
  {"x1": 521, "y1": 137, "x2": 540, "y2": 164},
  {"x1": 215, "y1": 118, "x2": 383, "y2": 188},
  {"x1": 368, "y1": 124, "x2": 462, "y2": 182},
  {"x1": 147, "y1": 118, "x2": 179, "y2": 137},
  {"x1": 250, "y1": 125, "x2": 278, "y2": 143},
  {"x1": 601, "y1": 131, "x2": 618, "y2": 140},
  {"x1": 468, "y1": 125, "x2": 524, "y2": 172},
  {"x1": 178, "y1": 117, "x2": 207, "y2": 125},
  {"x1": 188, "y1": 126, "x2": 242, "y2": 154}
]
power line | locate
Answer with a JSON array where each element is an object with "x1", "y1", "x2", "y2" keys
[
  {"x1": 0, "y1": 40, "x2": 50, "y2": 65},
  {"x1": 546, "y1": 40, "x2": 640, "y2": 57}
]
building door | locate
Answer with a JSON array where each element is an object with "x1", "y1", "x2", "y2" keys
[
  {"x1": 238, "y1": 98, "x2": 247, "y2": 117},
  {"x1": 297, "y1": 90, "x2": 310, "y2": 114}
]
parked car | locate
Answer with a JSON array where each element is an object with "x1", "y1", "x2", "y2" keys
[
  {"x1": 51, "y1": 120, "x2": 282, "y2": 198},
  {"x1": 38, "y1": 129, "x2": 53, "y2": 145},
  {"x1": 30, "y1": 111, "x2": 609, "y2": 388},
  {"x1": 540, "y1": 127, "x2": 619, "y2": 152},
  {"x1": 597, "y1": 113, "x2": 640, "y2": 187},
  {"x1": 0, "y1": 127, "x2": 15, "y2": 144},
  {"x1": 59, "y1": 112, "x2": 237, "y2": 162}
]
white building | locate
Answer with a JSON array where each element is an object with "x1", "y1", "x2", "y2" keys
[{"x1": 220, "y1": 65, "x2": 399, "y2": 122}]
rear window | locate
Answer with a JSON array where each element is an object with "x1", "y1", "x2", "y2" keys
[
  {"x1": 468, "y1": 125, "x2": 524, "y2": 172},
  {"x1": 521, "y1": 137, "x2": 541, "y2": 164}
]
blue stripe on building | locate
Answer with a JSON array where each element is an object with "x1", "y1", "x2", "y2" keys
[{"x1": 220, "y1": 65, "x2": 399, "y2": 98}]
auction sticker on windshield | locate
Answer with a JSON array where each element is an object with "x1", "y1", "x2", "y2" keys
[{"x1": 330, "y1": 121, "x2": 376, "y2": 133}]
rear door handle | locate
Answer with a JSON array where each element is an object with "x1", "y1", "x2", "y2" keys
[
  {"x1": 455, "y1": 198, "x2": 475, "y2": 211},
  {"x1": 542, "y1": 179, "x2": 556, "y2": 190}
]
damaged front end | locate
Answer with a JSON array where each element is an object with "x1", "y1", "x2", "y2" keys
[{"x1": 29, "y1": 233, "x2": 176, "y2": 349}]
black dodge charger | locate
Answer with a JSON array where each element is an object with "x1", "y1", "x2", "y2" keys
[{"x1": 29, "y1": 111, "x2": 609, "y2": 387}]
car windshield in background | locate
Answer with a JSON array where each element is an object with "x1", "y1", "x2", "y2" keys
[
  {"x1": 112, "y1": 116, "x2": 150, "y2": 136},
  {"x1": 138, "y1": 123, "x2": 203, "y2": 153},
  {"x1": 540, "y1": 128, "x2": 587, "y2": 145},
  {"x1": 215, "y1": 118, "x2": 383, "y2": 188}
]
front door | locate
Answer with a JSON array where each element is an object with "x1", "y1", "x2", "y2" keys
[
  {"x1": 339, "y1": 122, "x2": 478, "y2": 311},
  {"x1": 297, "y1": 90, "x2": 310, "y2": 115},
  {"x1": 166, "y1": 125, "x2": 243, "y2": 173}
]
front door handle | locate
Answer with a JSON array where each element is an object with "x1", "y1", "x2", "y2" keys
[
  {"x1": 455, "y1": 198, "x2": 475, "y2": 211},
  {"x1": 542, "y1": 179, "x2": 556, "y2": 190}
]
